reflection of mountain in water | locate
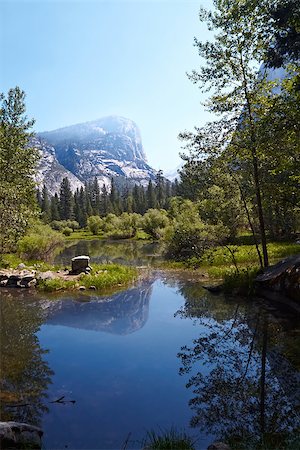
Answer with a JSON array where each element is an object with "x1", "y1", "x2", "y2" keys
[{"x1": 45, "y1": 283, "x2": 152, "y2": 335}]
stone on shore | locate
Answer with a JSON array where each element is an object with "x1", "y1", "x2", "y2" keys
[
  {"x1": 0, "y1": 421, "x2": 43, "y2": 449},
  {"x1": 71, "y1": 255, "x2": 90, "y2": 274}
]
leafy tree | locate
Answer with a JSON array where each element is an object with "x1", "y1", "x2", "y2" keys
[
  {"x1": 178, "y1": 0, "x2": 300, "y2": 267},
  {"x1": 165, "y1": 198, "x2": 228, "y2": 260},
  {"x1": 87, "y1": 215, "x2": 103, "y2": 235},
  {"x1": 265, "y1": 0, "x2": 300, "y2": 68},
  {"x1": 141, "y1": 209, "x2": 169, "y2": 240},
  {"x1": 0, "y1": 87, "x2": 39, "y2": 254}
]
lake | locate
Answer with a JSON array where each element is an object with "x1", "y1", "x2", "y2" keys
[{"x1": 1, "y1": 240, "x2": 299, "y2": 449}]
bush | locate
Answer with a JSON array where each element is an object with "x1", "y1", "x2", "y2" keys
[
  {"x1": 17, "y1": 223, "x2": 64, "y2": 261},
  {"x1": 50, "y1": 220, "x2": 67, "y2": 231},
  {"x1": 87, "y1": 215, "x2": 103, "y2": 235},
  {"x1": 141, "y1": 209, "x2": 169, "y2": 239},
  {"x1": 107, "y1": 212, "x2": 142, "y2": 239},
  {"x1": 66, "y1": 220, "x2": 80, "y2": 231},
  {"x1": 62, "y1": 227, "x2": 72, "y2": 236},
  {"x1": 165, "y1": 220, "x2": 228, "y2": 260}
]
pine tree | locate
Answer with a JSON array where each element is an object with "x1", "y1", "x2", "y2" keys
[
  {"x1": 147, "y1": 180, "x2": 157, "y2": 209},
  {"x1": 50, "y1": 193, "x2": 60, "y2": 221},
  {"x1": 59, "y1": 177, "x2": 73, "y2": 220},
  {"x1": 41, "y1": 184, "x2": 51, "y2": 221},
  {"x1": 0, "y1": 87, "x2": 39, "y2": 253}
]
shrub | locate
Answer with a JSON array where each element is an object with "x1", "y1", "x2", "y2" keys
[
  {"x1": 62, "y1": 227, "x2": 72, "y2": 236},
  {"x1": 50, "y1": 220, "x2": 67, "y2": 231},
  {"x1": 141, "y1": 209, "x2": 169, "y2": 239},
  {"x1": 87, "y1": 215, "x2": 103, "y2": 235},
  {"x1": 107, "y1": 212, "x2": 142, "y2": 239},
  {"x1": 66, "y1": 220, "x2": 80, "y2": 231},
  {"x1": 17, "y1": 223, "x2": 64, "y2": 261},
  {"x1": 165, "y1": 219, "x2": 228, "y2": 260}
]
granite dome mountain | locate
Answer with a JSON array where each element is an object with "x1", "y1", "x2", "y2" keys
[{"x1": 35, "y1": 116, "x2": 156, "y2": 195}]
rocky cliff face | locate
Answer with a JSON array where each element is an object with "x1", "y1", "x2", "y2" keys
[
  {"x1": 33, "y1": 136, "x2": 83, "y2": 196},
  {"x1": 37, "y1": 116, "x2": 156, "y2": 193}
]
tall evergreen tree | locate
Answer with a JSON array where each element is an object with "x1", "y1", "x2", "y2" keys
[
  {"x1": 147, "y1": 180, "x2": 157, "y2": 209},
  {"x1": 41, "y1": 184, "x2": 51, "y2": 221},
  {"x1": 0, "y1": 87, "x2": 39, "y2": 253},
  {"x1": 59, "y1": 177, "x2": 73, "y2": 220},
  {"x1": 50, "y1": 193, "x2": 60, "y2": 221}
]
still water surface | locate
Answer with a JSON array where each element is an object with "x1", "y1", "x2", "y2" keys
[{"x1": 1, "y1": 240, "x2": 299, "y2": 449}]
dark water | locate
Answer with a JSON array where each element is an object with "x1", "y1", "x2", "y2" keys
[{"x1": 1, "y1": 240, "x2": 300, "y2": 449}]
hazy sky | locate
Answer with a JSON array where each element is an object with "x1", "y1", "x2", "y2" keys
[{"x1": 0, "y1": 0, "x2": 214, "y2": 172}]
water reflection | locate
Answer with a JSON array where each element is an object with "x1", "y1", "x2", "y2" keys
[
  {"x1": 0, "y1": 293, "x2": 53, "y2": 426},
  {"x1": 45, "y1": 283, "x2": 152, "y2": 335},
  {"x1": 175, "y1": 282, "x2": 300, "y2": 448},
  {"x1": 55, "y1": 239, "x2": 163, "y2": 266}
]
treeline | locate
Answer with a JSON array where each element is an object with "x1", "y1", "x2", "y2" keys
[{"x1": 37, "y1": 171, "x2": 180, "y2": 227}]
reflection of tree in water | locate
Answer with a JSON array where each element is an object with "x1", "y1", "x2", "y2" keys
[
  {"x1": 175, "y1": 283, "x2": 300, "y2": 448},
  {"x1": 55, "y1": 239, "x2": 163, "y2": 266},
  {"x1": 0, "y1": 294, "x2": 53, "y2": 426}
]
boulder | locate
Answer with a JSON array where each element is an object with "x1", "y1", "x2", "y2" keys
[
  {"x1": 0, "y1": 421, "x2": 43, "y2": 449},
  {"x1": 6, "y1": 275, "x2": 21, "y2": 288},
  {"x1": 71, "y1": 255, "x2": 90, "y2": 275},
  {"x1": 19, "y1": 275, "x2": 36, "y2": 288},
  {"x1": 36, "y1": 271, "x2": 58, "y2": 281},
  {"x1": 207, "y1": 443, "x2": 231, "y2": 450},
  {"x1": 255, "y1": 254, "x2": 300, "y2": 301}
]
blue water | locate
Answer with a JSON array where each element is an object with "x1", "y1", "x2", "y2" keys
[
  {"x1": 1, "y1": 240, "x2": 299, "y2": 449},
  {"x1": 38, "y1": 280, "x2": 210, "y2": 449}
]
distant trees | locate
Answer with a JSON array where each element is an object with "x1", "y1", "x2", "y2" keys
[
  {"x1": 0, "y1": 87, "x2": 39, "y2": 254},
  {"x1": 38, "y1": 175, "x2": 178, "y2": 225}
]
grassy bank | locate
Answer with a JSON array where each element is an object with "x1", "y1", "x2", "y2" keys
[
  {"x1": 159, "y1": 240, "x2": 299, "y2": 295},
  {"x1": 38, "y1": 263, "x2": 137, "y2": 293},
  {"x1": 0, "y1": 255, "x2": 137, "y2": 293}
]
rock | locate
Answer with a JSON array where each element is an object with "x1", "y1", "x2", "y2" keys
[
  {"x1": 89, "y1": 285, "x2": 96, "y2": 290},
  {"x1": 78, "y1": 286, "x2": 86, "y2": 291},
  {"x1": 0, "y1": 421, "x2": 43, "y2": 449},
  {"x1": 207, "y1": 442, "x2": 231, "y2": 450},
  {"x1": 0, "y1": 272, "x2": 9, "y2": 283},
  {"x1": 71, "y1": 256, "x2": 90, "y2": 275},
  {"x1": 6, "y1": 275, "x2": 21, "y2": 288},
  {"x1": 37, "y1": 271, "x2": 58, "y2": 281},
  {"x1": 17, "y1": 263, "x2": 26, "y2": 270},
  {"x1": 255, "y1": 254, "x2": 300, "y2": 301},
  {"x1": 19, "y1": 275, "x2": 36, "y2": 288}
]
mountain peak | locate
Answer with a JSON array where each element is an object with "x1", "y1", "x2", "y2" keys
[{"x1": 36, "y1": 116, "x2": 156, "y2": 193}]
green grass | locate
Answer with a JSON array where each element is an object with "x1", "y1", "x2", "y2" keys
[
  {"x1": 37, "y1": 264, "x2": 137, "y2": 292},
  {"x1": 38, "y1": 278, "x2": 77, "y2": 292},
  {"x1": 80, "y1": 263, "x2": 137, "y2": 290},
  {"x1": 142, "y1": 428, "x2": 196, "y2": 450},
  {"x1": 202, "y1": 241, "x2": 299, "y2": 278}
]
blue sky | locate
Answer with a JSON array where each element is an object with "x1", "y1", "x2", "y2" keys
[{"x1": 0, "y1": 0, "x2": 214, "y2": 172}]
